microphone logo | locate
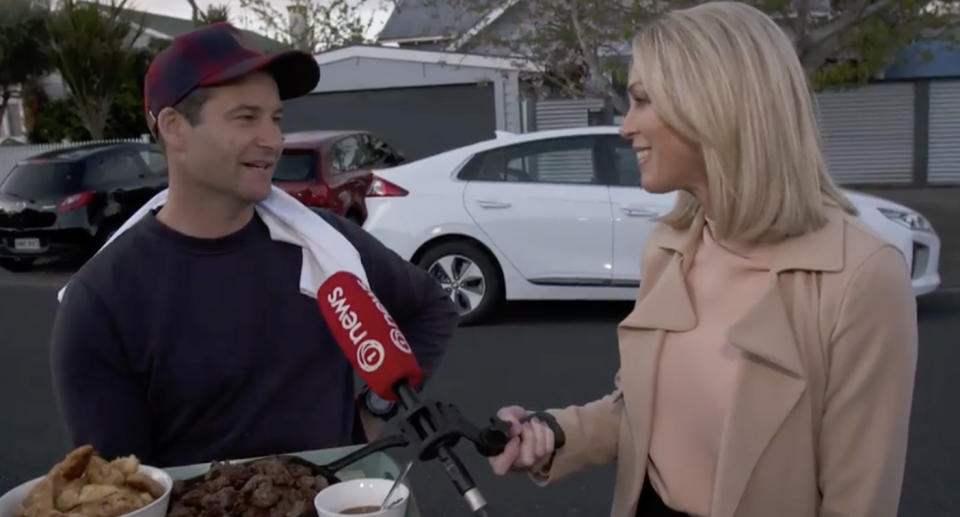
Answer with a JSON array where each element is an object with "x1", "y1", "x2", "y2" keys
[
  {"x1": 357, "y1": 339, "x2": 385, "y2": 372},
  {"x1": 390, "y1": 328, "x2": 412, "y2": 354}
]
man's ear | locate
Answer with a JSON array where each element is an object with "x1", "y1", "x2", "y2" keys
[{"x1": 156, "y1": 107, "x2": 186, "y2": 151}]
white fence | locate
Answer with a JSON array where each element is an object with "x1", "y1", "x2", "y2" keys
[{"x1": 0, "y1": 137, "x2": 151, "y2": 184}]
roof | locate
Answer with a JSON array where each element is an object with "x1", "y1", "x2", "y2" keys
[
  {"x1": 378, "y1": 0, "x2": 485, "y2": 42},
  {"x1": 883, "y1": 40, "x2": 960, "y2": 79},
  {"x1": 116, "y1": 7, "x2": 284, "y2": 52},
  {"x1": 22, "y1": 142, "x2": 156, "y2": 163},
  {"x1": 379, "y1": 0, "x2": 836, "y2": 52},
  {"x1": 283, "y1": 130, "x2": 364, "y2": 148},
  {"x1": 315, "y1": 44, "x2": 539, "y2": 71},
  {"x1": 414, "y1": 125, "x2": 622, "y2": 161}
]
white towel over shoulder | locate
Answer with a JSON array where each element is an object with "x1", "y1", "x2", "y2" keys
[{"x1": 56, "y1": 186, "x2": 369, "y2": 302}]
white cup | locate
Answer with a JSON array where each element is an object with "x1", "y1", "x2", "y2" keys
[{"x1": 313, "y1": 478, "x2": 410, "y2": 517}]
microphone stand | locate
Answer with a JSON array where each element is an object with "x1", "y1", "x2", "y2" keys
[{"x1": 393, "y1": 380, "x2": 512, "y2": 516}]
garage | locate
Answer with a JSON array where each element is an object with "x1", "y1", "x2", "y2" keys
[
  {"x1": 281, "y1": 46, "x2": 535, "y2": 161},
  {"x1": 283, "y1": 83, "x2": 496, "y2": 161}
]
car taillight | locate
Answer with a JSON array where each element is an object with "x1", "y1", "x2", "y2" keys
[
  {"x1": 58, "y1": 190, "x2": 95, "y2": 213},
  {"x1": 293, "y1": 185, "x2": 329, "y2": 207},
  {"x1": 367, "y1": 176, "x2": 408, "y2": 197}
]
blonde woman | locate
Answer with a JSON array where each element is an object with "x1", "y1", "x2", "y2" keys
[{"x1": 488, "y1": 3, "x2": 918, "y2": 517}]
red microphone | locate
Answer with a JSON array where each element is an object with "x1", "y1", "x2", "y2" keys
[
  {"x1": 317, "y1": 271, "x2": 492, "y2": 516},
  {"x1": 316, "y1": 271, "x2": 423, "y2": 401}
]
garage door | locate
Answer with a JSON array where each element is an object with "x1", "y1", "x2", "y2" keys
[
  {"x1": 281, "y1": 83, "x2": 496, "y2": 161},
  {"x1": 928, "y1": 80, "x2": 960, "y2": 184},
  {"x1": 815, "y1": 83, "x2": 915, "y2": 184}
]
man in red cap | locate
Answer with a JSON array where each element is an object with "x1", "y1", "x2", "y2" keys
[{"x1": 49, "y1": 23, "x2": 458, "y2": 467}]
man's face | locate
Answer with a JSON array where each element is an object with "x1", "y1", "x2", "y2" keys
[{"x1": 178, "y1": 71, "x2": 284, "y2": 204}]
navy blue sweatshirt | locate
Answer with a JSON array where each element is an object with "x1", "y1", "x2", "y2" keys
[{"x1": 50, "y1": 210, "x2": 458, "y2": 467}]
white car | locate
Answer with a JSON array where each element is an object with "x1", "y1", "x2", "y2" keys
[{"x1": 363, "y1": 127, "x2": 941, "y2": 324}]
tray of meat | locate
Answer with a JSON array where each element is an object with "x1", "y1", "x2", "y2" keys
[
  {"x1": 163, "y1": 437, "x2": 420, "y2": 517},
  {"x1": 167, "y1": 456, "x2": 332, "y2": 517}
]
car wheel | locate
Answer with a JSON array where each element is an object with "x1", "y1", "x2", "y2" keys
[
  {"x1": 0, "y1": 257, "x2": 35, "y2": 272},
  {"x1": 417, "y1": 242, "x2": 503, "y2": 326}
]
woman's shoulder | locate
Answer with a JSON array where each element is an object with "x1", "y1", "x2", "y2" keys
[
  {"x1": 811, "y1": 206, "x2": 912, "y2": 320},
  {"x1": 830, "y1": 205, "x2": 907, "y2": 273}
]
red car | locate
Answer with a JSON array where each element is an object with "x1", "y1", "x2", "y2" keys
[{"x1": 273, "y1": 130, "x2": 406, "y2": 225}]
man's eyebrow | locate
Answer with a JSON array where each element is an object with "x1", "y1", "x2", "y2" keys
[{"x1": 225, "y1": 104, "x2": 262, "y2": 115}]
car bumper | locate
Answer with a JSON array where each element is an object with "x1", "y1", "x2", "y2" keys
[
  {"x1": 0, "y1": 229, "x2": 97, "y2": 260},
  {"x1": 908, "y1": 230, "x2": 941, "y2": 296}
]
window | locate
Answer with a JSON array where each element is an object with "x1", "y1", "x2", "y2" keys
[
  {"x1": 85, "y1": 152, "x2": 141, "y2": 189},
  {"x1": 139, "y1": 150, "x2": 167, "y2": 176},
  {"x1": 360, "y1": 134, "x2": 383, "y2": 166},
  {"x1": 603, "y1": 136, "x2": 641, "y2": 187},
  {"x1": 0, "y1": 162, "x2": 83, "y2": 198},
  {"x1": 332, "y1": 136, "x2": 365, "y2": 172},
  {"x1": 364, "y1": 134, "x2": 402, "y2": 167},
  {"x1": 273, "y1": 152, "x2": 316, "y2": 182},
  {"x1": 460, "y1": 136, "x2": 601, "y2": 184}
]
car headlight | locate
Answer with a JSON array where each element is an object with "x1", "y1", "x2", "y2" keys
[{"x1": 878, "y1": 207, "x2": 934, "y2": 233}]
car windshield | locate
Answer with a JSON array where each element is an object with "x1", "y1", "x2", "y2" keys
[{"x1": 0, "y1": 161, "x2": 83, "y2": 200}]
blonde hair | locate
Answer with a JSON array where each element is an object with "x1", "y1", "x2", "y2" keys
[{"x1": 631, "y1": 1, "x2": 856, "y2": 243}]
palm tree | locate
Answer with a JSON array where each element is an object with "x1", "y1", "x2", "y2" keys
[{"x1": 45, "y1": 0, "x2": 144, "y2": 139}]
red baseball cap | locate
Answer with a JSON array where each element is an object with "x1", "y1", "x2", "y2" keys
[{"x1": 144, "y1": 22, "x2": 320, "y2": 134}]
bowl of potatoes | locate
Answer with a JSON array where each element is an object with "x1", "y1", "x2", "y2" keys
[{"x1": 0, "y1": 445, "x2": 172, "y2": 517}]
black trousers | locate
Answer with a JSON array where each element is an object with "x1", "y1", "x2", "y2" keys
[{"x1": 636, "y1": 477, "x2": 692, "y2": 517}]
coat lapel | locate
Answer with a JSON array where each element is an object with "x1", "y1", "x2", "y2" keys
[
  {"x1": 710, "y1": 278, "x2": 808, "y2": 517},
  {"x1": 709, "y1": 205, "x2": 847, "y2": 517},
  {"x1": 621, "y1": 253, "x2": 697, "y2": 332},
  {"x1": 620, "y1": 213, "x2": 704, "y2": 332},
  {"x1": 613, "y1": 207, "x2": 848, "y2": 517},
  {"x1": 614, "y1": 325, "x2": 663, "y2": 514},
  {"x1": 615, "y1": 219, "x2": 702, "y2": 508}
]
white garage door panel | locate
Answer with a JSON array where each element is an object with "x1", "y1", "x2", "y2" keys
[
  {"x1": 928, "y1": 80, "x2": 960, "y2": 184},
  {"x1": 815, "y1": 83, "x2": 914, "y2": 184}
]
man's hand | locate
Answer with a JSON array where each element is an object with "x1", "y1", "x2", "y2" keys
[{"x1": 489, "y1": 406, "x2": 557, "y2": 476}]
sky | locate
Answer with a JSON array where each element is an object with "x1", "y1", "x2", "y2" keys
[{"x1": 127, "y1": 0, "x2": 393, "y2": 39}]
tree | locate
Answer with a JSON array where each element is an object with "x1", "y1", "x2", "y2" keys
[
  {"x1": 238, "y1": 0, "x2": 393, "y2": 53},
  {"x1": 26, "y1": 37, "x2": 164, "y2": 142},
  {"x1": 439, "y1": 0, "x2": 960, "y2": 114},
  {"x1": 204, "y1": 4, "x2": 231, "y2": 23},
  {"x1": 45, "y1": 0, "x2": 145, "y2": 139},
  {"x1": 0, "y1": 0, "x2": 53, "y2": 129},
  {"x1": 102, "y1": 38, "x2": 167, "y2": 139},
  {"x1": 184, "y1": 0, "x2": 232, "y2": 25},
  {"x1": 764, "y1": 0, "x2": 959, "y2": 87}
]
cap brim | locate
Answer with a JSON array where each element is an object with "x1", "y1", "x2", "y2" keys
[{"x1": 198, "y1": 50, "x2": 320, "y2": 100}]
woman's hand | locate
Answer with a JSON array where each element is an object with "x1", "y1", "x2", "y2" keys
[{"x1": 488, "y1": 406, "x2": 557, "y2": 475}]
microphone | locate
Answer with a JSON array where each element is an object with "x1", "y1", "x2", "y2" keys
[
  {"x1": 318, "y1": 271, "x2": 423, "y2": 401},
  {"x1": 317, "y1": 271, "x2": 497, "y2": 516}
]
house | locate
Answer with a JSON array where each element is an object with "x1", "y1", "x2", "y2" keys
[
  {"x1": 115, "y1": 7, "x2": 283, "y2": 51},
  {"x1": 39, "y1": 7, "x2": 283, "y2": 101},
  {"x1": 0, "y1": 7, "x2": 281, "y2": 141},
  {"x1": 370, "y1": 0, "x2": 960, "y2": 185},
  {"x1": 280, "y1": 44, "x2": 538, "y2": 161},
  {"x1": 280, "y1": 1, "x2": 623, "y2": 160},
  {"x1": 879, "y1": 40, "x2": 960, "y2": 185}
]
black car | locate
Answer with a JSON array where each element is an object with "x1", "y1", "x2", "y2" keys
[{"x1": 0, "y1": 142, "x2": 167, "y2": 271}]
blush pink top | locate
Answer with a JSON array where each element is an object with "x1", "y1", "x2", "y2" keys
[{"x1": 645, "y1": 221, "x2": 772, "y2": 517}]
